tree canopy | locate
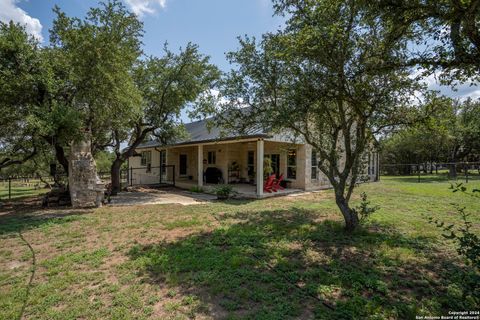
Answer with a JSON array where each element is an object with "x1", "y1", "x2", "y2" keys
[{"x1": 214, "y1": 0, "x2": 424, "y2": 231}]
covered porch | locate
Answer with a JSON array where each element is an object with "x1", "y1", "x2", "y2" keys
[{"x1": 165, "y1": 138, "x2": 305, "y2": 198}]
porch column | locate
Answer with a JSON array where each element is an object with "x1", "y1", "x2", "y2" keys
[
  {"x1": 197, "y1": 145, "x2": 203, "y2": 187},
  {"x1": 256, "y1": 139, "x2": 264, "y2": 197}
]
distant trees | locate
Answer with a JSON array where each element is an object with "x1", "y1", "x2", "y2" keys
[{"x1": 380, "y1": 98, "x2": 480, "y2": 172}]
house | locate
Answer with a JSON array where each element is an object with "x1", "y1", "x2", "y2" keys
[{"x1": 127, "y1": 118, "x2": 380, "y2": 198}]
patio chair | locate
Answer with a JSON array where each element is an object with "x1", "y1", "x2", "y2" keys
[
  {"x1": 263, "y1": 174, "x2": 276, "y2": 193},
  {"x1": 272, "y1": 174, "x2": 285, "y2": 192}
]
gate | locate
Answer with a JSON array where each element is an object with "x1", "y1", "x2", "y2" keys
[{"x1": 126, "y1": 165, "x2": 175, "y2": 187}]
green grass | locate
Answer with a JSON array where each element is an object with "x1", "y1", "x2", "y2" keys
[{"x1": 0, "y1": 177, "x2": 478, "y2": 319}]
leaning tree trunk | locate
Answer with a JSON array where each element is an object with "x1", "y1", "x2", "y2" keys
[
  {"x1": 335, "y1": 191, "x2": 359, "y2": 232},
  {"x1": 110, "y1": 158, "x2": 123, "y2": 196}
]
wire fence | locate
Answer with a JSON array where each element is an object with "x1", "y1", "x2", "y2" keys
[
  {"x1": 380, "y1": 162, "x2": 480, "y2": 183},
  {"x1": 0, "y1": 165, "x2": 177, "y2": 201}
]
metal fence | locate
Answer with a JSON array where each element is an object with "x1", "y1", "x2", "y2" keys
[
  {"x1": 0, "y1": 176, "x2": 58, "y2": 200},
  {"x1": 380, "y1": 162, "x2": 480, "y2": 183},
  {"x1": 126, "y1": 165, "x2": 175, "y2": 187}
]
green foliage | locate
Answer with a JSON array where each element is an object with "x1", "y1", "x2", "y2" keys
[
  {"x1": 214, "y1": 184, "x2": 236, "y2": 199},
  {"x1": 94, "y1": 151, "x2": 116, "y2": 173},
  {"x1": 354, "y1": 192, "x2": 380, "y2": 224},
  {"x1": 109, "y1": 43, "x2": 220, "y2": 193},
  {"x1": 189, "y1": 186, "x2": 204, "y2": 193},
  {"x1": 426, "y1": 183, "x2": 480, "y2": 305},
  {"x1": 215, "y1": 0, "x2": 422, "y2": 231},
  {"x1": 381, "y1": 98, "x2": 480, "y2": 166},
  {"x1": 263, "y1": 157, "x2": 273, "y2": 178},
  {"x1": 359, "y1": 0, "x2": 480, "y2": 83}
]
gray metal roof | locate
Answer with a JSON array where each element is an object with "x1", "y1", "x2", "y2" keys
[{"x1": 136, "y1": 118, "x2": 270, "y2": 149}]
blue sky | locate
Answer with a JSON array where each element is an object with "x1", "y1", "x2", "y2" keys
[
  {"x1": 1, "y1": 0, "x2": 283, "y2": 72},
  {"x1": 0, "y1": 0, "x2": 478, "y2": 99}
]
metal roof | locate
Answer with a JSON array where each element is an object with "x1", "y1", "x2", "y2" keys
[{"x1": 136, "y1": 118, "x2": 270, "y2": 149}]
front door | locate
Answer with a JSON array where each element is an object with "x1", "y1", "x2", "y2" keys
[{"x1": 179, "y1": 154, "x2": 187, "y2": 176}]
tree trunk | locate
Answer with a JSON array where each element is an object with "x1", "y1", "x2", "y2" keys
[
  {"x1": 110, "y1": 159, "x2": 123, "y2": 195},
  {"x1": 54, "y1": 143, "x2": 69, "y2": 175},
  {"x1": 335, "y1": 192, "x2": 359, "y2": 232}
]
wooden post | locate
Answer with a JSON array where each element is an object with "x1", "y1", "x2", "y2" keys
[
  {"x1": 256, "y1": 139, "x2": 264, "y2": 198},
  {"x1": 197, "y1": 145, "x2": 203, "y2": 187}
]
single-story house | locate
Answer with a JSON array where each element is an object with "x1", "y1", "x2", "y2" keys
[{"x1": 127, "y1": 118, "x2": 379, "y2": 198}]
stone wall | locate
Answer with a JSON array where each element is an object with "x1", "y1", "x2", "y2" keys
[{"x1": 69, "y1": 139, "x2": 104, "y2": 208}]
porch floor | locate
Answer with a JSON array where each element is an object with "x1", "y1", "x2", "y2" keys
[{"x1": 175, "y1": 180, "x2": 303, "y2": 199}]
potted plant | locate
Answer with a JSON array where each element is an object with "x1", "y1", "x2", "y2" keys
[
  {"x1": 214, "y1": 184, "x2": 236, "y2": 200},
  {"x1": 264, "y1": 157, "x2": 274, "y2": 178}
]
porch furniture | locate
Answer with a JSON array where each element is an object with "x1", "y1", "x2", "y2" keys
[
  {"x1": 272, "y1": 174, "x2": 285, "y2": 192},
  {"x1": 227, "y1": 168, "x2": 241, "y2": 184},
  {"x1": 205, "y1": 167, "x2": 223, "y2": 184},
  {"x1": 263, "y1": 174, "x2": 276, "y2": 193}
]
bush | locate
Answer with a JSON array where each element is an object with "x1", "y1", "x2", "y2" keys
[
  {"x1": 189, "y1": 186, "x2": 204, "y2": 193},
  {"x1": 214, "y1": 185, "x2": 236, "y2": 199},
  {"x1": 354, "y1": 192, "x2": 379, "y2": 224}
]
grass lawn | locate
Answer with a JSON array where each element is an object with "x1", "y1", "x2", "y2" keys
[
  {"x1": 0, "y1": 179, "x2": 50, "y2": 200},
  {"x1": 0, "y1": 177, "x2": 478, "y2": 319}
]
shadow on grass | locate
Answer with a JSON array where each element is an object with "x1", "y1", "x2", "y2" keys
[
  {"x1": 128, "y1": 208, "x2": 478, "y2": 319},
  {"x1": 0, "y1": 206, "x2": 91, "y2": 236}
]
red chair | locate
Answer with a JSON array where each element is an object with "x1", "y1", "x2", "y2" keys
[
  {"x1": 272, "y1": 174, "x2": 284, "y2": 192},
  {"x1": 263, "y1": 174, "x2": 276, "y2": 193}
]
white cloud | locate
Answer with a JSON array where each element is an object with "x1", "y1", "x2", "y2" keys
[
  {"x1": 124, "y1": 0, "x2": 167, "y2": 17},
  {"x1": 414, "y1": 69, "x2": 479, "y2": 101},
  {"x1": 0, "y1": 0, "x2": 43, "y2": 41}
]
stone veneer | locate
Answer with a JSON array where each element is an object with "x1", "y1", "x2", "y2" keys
[{"x1": 68, "y1": 138, "x2": 105, "y2": 208}]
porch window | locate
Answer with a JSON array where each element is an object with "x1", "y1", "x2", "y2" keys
[
  {"x1": 247, "y1": 151, "x2": 254, "y2": 177},
  {"x1": 311, "y1": 151, "x2": 318, "y2": 180},
  {"x1": 141, "y1": 151, "x2": 151, "y2": 167},
  {"x1": 287, "y1": 149, "x2": 297, "y2": 179},
  {"x1": 207, "y1": 151, "x2": 216, "y2": 165},
  {"x1": 160, "y1": 150, "x2": 166, "y2": 175}
]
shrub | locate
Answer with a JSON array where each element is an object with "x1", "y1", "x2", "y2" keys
[
  {"x1": 353, "y1": 192, "x2": 379, "y2": 224},
  {"x1": 189, "y1": 186, "x2": 204, "y2": 193},
  {"x1": 214, "y1": 185, "x2": 236, "y2": 199}
]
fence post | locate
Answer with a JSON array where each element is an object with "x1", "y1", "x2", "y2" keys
[
  {"x1": 417, "y1": 164, "x2": 421, "y2": 182},
  {"x1": 465, "y1": 163, "x2": 469, "y2": 183},
  {"x1": 130, "y1": 167, "x2": 133, "y2": 186},
  {"x1": 172, "y1": 165, "x2": 175, "y2": 187},
  {"x1": 8, "y1": 177, "x2": 11, "y2": 200}
]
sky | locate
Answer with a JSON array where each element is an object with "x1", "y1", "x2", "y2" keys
[{"x1": 0, "y1": 0, "x2": 478, "y2": 100}]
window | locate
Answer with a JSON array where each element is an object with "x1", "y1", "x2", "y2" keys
[
  {"x1": 207, "y1": 151, "x2": 216, "y2": 164},
  {"x1": 311, "y1": 151, "x2": 318, "y2": 180},
  {"x1": 368, "y1": 152, "x2": 372, "y2": 175},
  {"x1": 287, "y1": 149, "x2": 297, "y2": 179},
  {"x1": 160, "y1": 150, "x2": 166, "y2": 176},
  {"x1": 179, "y1": 154, "x2": 187, "y2": 175},
  {"x1": 141, "y1": 151, "x2": 151, "y2": 167},
  {"x1": 247, "y1": 151, "x2": 254, "y2": 177}
]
